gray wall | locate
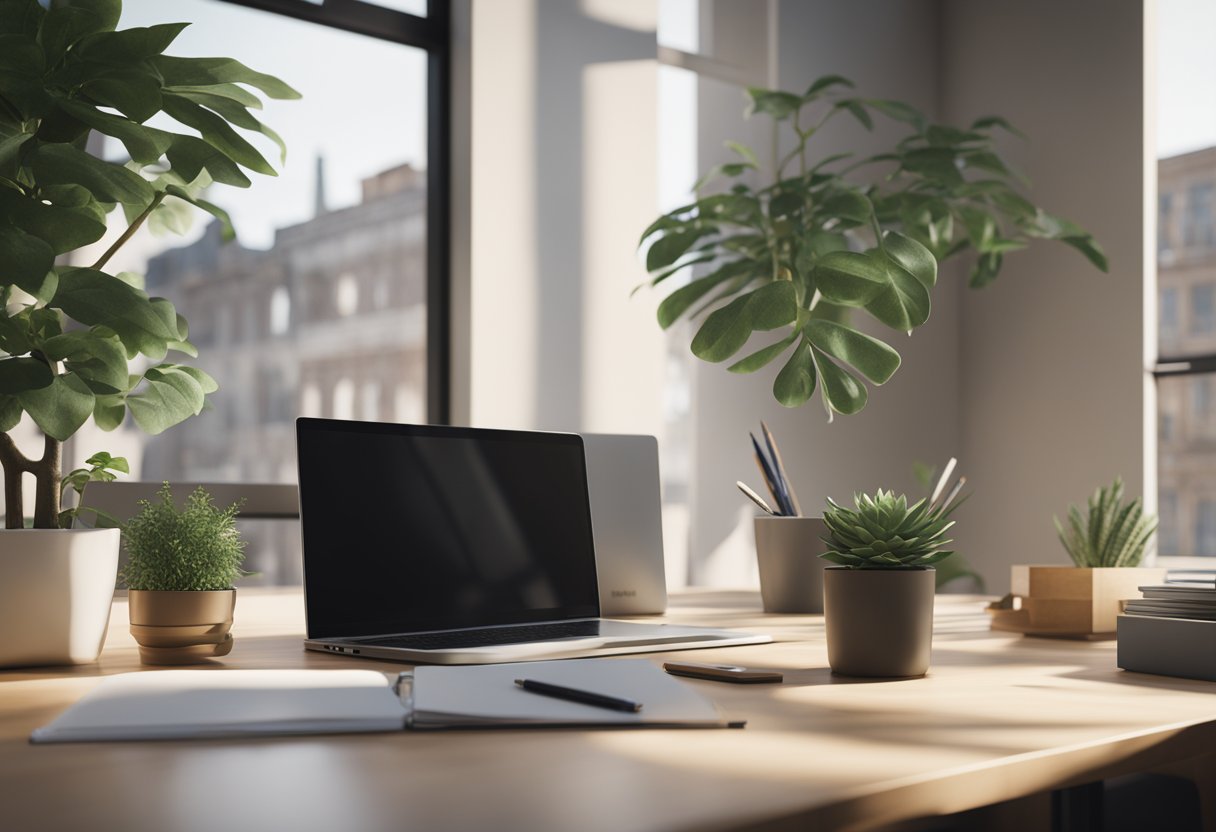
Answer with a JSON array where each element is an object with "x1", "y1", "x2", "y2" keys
[
  {"x1": 688, "y1": 0, "x2": 963, "y2": 584},
  {"x1": 943, "y1": 0, "x2": 1149, "y2": 590}
]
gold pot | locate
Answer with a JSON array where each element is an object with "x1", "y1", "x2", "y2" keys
[{"x1": 128, "y1": 589, "x2": 236, "y2": 665}]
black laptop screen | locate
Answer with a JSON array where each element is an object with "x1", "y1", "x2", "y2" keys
[{"x1": 296, "y1": 419, "x2": 602, "y2": 639}]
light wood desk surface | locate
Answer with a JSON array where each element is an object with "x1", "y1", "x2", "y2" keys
[{"x1": 2, "y1": 590, "x2": 1214, "y2": 832}]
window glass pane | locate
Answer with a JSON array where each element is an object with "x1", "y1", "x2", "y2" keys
[
  {"x1": 65, "y1": 0, "x2": 430, "y2": 584},
  {"x1": 363, "y1": 0, "x2": 428, "y2": 15},
  {"x1": 1189, "y1": 284, "x2": 1215, "y2": 334},
  {"x1": 1158, "y1": 374, "x2": 1216, "y2": 558}
]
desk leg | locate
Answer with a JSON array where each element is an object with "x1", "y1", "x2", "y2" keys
[{"x1": 1052, "y1": 782, "x2": 1104, "y2": 832}]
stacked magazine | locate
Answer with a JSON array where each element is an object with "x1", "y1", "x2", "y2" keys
[{"x1": 1123, "y1": 583, "x2": 1216, "y2": 621}]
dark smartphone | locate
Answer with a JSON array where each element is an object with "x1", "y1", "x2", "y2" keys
[{"x1": 662, "y1": 661, "x2": 783, "y2": 684}]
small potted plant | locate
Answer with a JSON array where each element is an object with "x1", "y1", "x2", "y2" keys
[
  {"x1": 990, "y1": 478, "x2": 1165, "y2": 638},
  {"x1": 121, "y1": 483, "x2": 247, "y2": 665},
  {"x1": 0, "y1": 0, "x2": 295, "y2": 667},
  {"x1": 820, "y1": 489, "x2": 962, "y2": 677}
]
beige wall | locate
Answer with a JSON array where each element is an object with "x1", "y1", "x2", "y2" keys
[{"x1": 943, "y1": 0, "x2": 1149, "y2": 589}]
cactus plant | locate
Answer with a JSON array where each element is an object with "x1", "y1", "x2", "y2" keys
[
  {"x1": 821, "y1": 489, "x2": 959, "y2": 568},
  {"x1": 1055, "y1": 478, "x2": 1157, "y2": 568}
]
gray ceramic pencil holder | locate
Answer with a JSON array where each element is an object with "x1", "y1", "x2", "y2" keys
[{"x1": 753, "y1": 516, "x2": 830, "y2": 614}]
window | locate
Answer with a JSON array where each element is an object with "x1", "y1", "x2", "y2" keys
[
  {"x1": 1185, "y1": 183, "x2": 1216, "y2": 250},
  {"x1": 1160, "y1": 286, "x2": 1179, "y2": 344},
  {"x1": 1155, "y1": 4, "x2": 1216, "y2": 569},
  {"x1": 1189, "y1": 284, "x2": 1216, "y2": 335},
  {"x1": 63, "y1": 0, "x2": 450, "y2": 586}
]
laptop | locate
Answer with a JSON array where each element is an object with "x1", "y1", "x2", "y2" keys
[
  {"x1": 295, "y1": 419, "x2": 770, "y2": 664},
  {"x1": 582, "y1": 434, "x2": 668, "y2": 616}
]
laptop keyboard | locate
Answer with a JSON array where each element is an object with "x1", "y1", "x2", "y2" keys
[{"x1": 355, "y1": 620, "x2": 603, "y2": 651}]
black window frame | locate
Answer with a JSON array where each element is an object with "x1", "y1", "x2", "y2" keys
[{"x1": 218, "y1": 0, "x2": 451, "y2": 424}]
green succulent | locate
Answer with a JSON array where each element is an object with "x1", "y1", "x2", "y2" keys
[
  {"x1": 821, "y1": 489, "x2": 958, "y2": 568},
  {"x1": 1055, "y1": 477, "x2": 1157, "y2": 568}
]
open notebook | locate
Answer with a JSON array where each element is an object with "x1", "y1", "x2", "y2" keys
[{"x1": 30, "y1": 659, "x2": 738, "y2": 743}]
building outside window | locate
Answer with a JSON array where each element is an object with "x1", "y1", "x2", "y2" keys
[
  {"x1": 1185, "y1": 182, "x2": 1216, "y2": 249},
  {"x1": 1189, "y1": 283, "x2": 1215, "y2": 335}
]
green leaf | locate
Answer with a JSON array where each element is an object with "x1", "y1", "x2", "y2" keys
[
  {"x1": 0, "y1": 129, "x2": 31, "y2": 168},
  {"x1": 0, "y1": 35, "x2": 47, "y2": 117},
  {"x1": 818, "y1": 190, "x2": 872, "y2": 225},
  {"x1": 866, "y1": 99, "x2": 926, "y2": 129},
  {"x1": 164, "y1": 134, "x2": 251, "y2": 188},
  {"x1": 970, "y1": 115, "x2": 1026, "y2": 139},
  {"x1": 81, "y1": 69, "x2": 164, "y2": 123},
  {"x1": 745, "y1": 88, "x2": 802, "y2": 121},
  {"x1": 773, "y1": 340, "x2": 816, "y2": 407},
  {"x1": 127, "y1": 364, "x2": 208, "y2": 435},
  {"x1": 687, "y1": 278, "x2": 796, "y2": 349},
  {"x1": 882, "y1": 230, "x2": 937, "y2": 289},
  {"x1": 39, "y1": 3, "x2": 114, "y2": 62},
  {"x1": 690, "y1": 295, "x2": 751, "y2": 363},
  {"x1": 837, "y1": 100, "x2": 872, "y2": 131},
  {"x1": 728, "y1": 331, "x2": 798, "y2": 374},
  {"x1": 56, "y1": 99, "x2": 173, "y2": 164},
  {"x1": 42, "y1": 329, "x2": 128, "y2": 394},
  {"x1": 813, "y1": 251, "x2": 888, "y2": 307},
  {"x1": 969, "y1": 252, "x2": 1003, "y2": 288},
  {"x1": 166, "y1": 82, "x2": 263, "y2": 109},
  {"x1": 1061, "y1": 235, "x2": 1109, "y2": 272},
  {"x1": 724, "y1": 140, "x2": 758, "y2": 168},
  {"x1": 0, "y1": 394, "x2": 20, "y2": 432},
  {"x1": 92, "y1": 393, "x2": 125, "y2": 431},
  {"x1": 150, "y1": 55, "x2": 302, "y2": 100},
  {"x1": 162, "y1": 94, "x2": 276, "y2": 175},
  {"x1": 811, "y1": 349, "x2": 867, "y2": 415},
  {"x1": 0, "y1": 224, "x2": 55, "y2": 297},
  {"x1": 804, "y1": 319, "x2": 900, "y2": 385},
  {"x1": 646, "y1": 227, "x2": 713, "y2": 273},
  {"x1": 50, "y1": 268, "x2": 181, "y2": 359},
  {"x1": 30, "y1": 143, "x2": 154, "y2": 207},
  {"x1": 17, "y1": 372, "x2": 95, "y2": 441},
  {"x1": 0, "y1": 188, "x2": 107, "y2": 256},
  {"x1": 862, "y1": 254, "x2": 932, "y2": 331},
  {"x1": 0, "y1": 357, "x2": 53, "y2": 394},
  {"x1": 656, "y1": 261, "x2": 751, "y2": 329},
  {"x1": 804, "y1": 75, "x2": 854, "y2": 98},
  {"x1": 174, "y1": 89, "x2": 287, "y2": 164},
  {"x1": 75, "y1": 21, "x2": 188, "y2": 63},
  {"x1": 901, "y1": 147, "x2": 962, "y2": 186}
]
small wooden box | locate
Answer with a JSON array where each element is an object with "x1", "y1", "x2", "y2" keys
[{"x1": 990, "y1": 566, "x2": 1167, "y2": 638}]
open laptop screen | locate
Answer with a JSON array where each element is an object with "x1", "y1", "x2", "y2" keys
[{"x1": 296, "y1": 419, "x2": 601, "y2": 639}]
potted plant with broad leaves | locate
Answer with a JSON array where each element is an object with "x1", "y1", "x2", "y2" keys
[
  {"x1": 0, "y1": 0, "x2": 296, "y2": 667},
  {"x1": 820, "y1": 488, "x2": 964, "y2": 677},
  {"x1": 638, "y1": 76, "x2": 1107, "y2": 418},
  {"x1": 989, "y1": 478, "x2": 1165, "y2": 638},
  {"x1": 121, "y1": 483, "x2": 246, "y2": 665}
]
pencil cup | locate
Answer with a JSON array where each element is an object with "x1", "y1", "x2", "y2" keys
[{"x1": 753, "y1": 516, "x2": 830, "y2": 614}]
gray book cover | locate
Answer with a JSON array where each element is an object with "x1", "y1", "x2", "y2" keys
[{"x1": 1117, "y1": 615, "x2": 1216, "y2": 683}]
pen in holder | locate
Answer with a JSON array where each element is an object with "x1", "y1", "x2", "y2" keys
[{"x1": 753, "y1": 515, "x2": 829, "y2": 614}]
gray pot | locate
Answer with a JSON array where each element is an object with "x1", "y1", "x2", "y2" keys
[
  {"x1": 754, "y1": 516, "x2": 829, "y2": 613},
  {"x1": 823, "y1": 566, "x2": 935, "y2": 678}
]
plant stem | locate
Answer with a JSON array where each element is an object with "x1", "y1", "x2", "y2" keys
[
  {"x1": 0, "y1": 432, "x2": 30, "y2": 529},
  {"x1": 92, "y1": 192, "x2": 165, "y2": 271},
  {"x1": 32, "y1": 433, "x2": 61, "y2": 528}
]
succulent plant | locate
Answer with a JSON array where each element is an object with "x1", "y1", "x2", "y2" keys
[
  {"x1": 821, "y1": 489, "x2": 958, "y2": 568},
  {"x1": 1055, "y1": 477, "x2": 1157, "y2": 568}
]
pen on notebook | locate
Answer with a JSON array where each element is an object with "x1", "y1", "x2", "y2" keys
[
  {"x1": 514, "y1": 679, "x2": 643, "y2": 713},
  {"x1": 760, "y1": 421, "x2": 802, "y2": 517},
  {"x1": 737, "y1": 481, "x2": 778, "y2": 516}
]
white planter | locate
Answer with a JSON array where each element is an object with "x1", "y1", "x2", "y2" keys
[{"x1": 0, "y1": 528, "x2": 120, "y2": 667}]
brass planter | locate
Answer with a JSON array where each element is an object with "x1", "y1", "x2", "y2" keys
[{"x1": 128, "y1": 589, "x2": 236, "y2": 665}]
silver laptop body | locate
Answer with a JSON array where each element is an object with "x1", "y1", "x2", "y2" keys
[
  {"x1": 295, "y1": 419, "x2": 768, "y2": 665},
  {"x1": 583, "y1": 434, "x2": 668, "y2": 616}
]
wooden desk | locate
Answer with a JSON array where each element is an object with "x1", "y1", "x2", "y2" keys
[{"x1": 1, "y1": 590, "x2": 1214, "y2": 832}]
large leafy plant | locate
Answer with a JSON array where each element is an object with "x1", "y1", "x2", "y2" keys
[
  {"x1": 1055, "y1": 477, "x2": 1157, "y2": 568},
  {"x1": 0, "y1": 0, "x2": 297, "y2": 528},
  {"x1": 640, "y1": 76, "x2": 1107, "y2": 418}
]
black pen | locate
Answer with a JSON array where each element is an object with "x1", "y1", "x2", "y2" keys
[{"x1": 514, "y1": 679, "x2": 643, "y2": 713}]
